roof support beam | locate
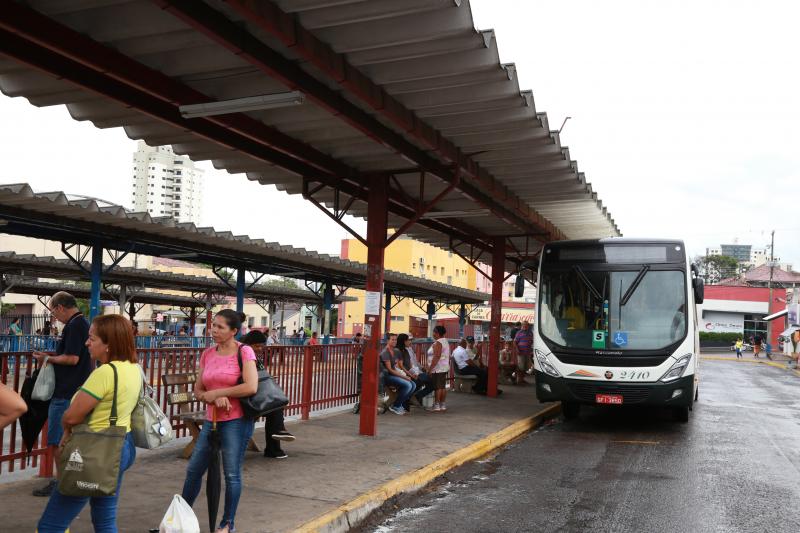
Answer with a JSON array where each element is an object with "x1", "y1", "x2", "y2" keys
[{"x1": 154, "y1": 0, "x2": 563, "y2": 241}]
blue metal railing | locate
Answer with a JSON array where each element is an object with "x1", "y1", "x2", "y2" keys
[{"x1": 0, "y1": 334, "x2": 213, "y2": 352}]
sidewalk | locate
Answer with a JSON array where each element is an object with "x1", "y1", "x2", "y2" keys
[
  {"x1": 701, "y1": 351, "x2": 800, "y2": 376},
  {"x1": 0, "y1": 385, "x2": 553, "y2": 532}
]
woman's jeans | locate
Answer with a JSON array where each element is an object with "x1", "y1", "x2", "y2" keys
[
  {"x1": 413, "y1": 372, "x2": 434, "y2": 402},
  {"x1": 182, "y1": 417, "x2": 255, "y2": 530},
  {"x1": 37, "y1": 432, "x2": 136, "y2": 533},
  {"x1": 384, "y1": 374, "x2": 416, "y2": 409}
]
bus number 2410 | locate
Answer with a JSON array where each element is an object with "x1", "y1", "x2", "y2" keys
[{"x1": 618, "y1": 370, "x2": 650, "y2": 380}]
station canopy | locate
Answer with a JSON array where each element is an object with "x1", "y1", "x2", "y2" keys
[
  {"x1": 0, "y1": 0, "x2": 620, "y2": 276},
  {"x1": 0, "y1": 250, "x2": 353, "y2": 305},
  {"x1": 2, "y1": 277, "x2": 202, "y2": 308},
  {"x1": 0, "y1": 184, "x2": 487, "y2": 305}
]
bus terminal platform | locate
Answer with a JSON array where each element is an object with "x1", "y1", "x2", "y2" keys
[{"x1": 0, "y1": 384, "x2": 553, "y2": 533}]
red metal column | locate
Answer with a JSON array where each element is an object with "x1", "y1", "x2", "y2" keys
[
  {"x1": 301, "y1": 345, "x2": 314, "y2": 420},
  {"x1": 487, "y1": 237, "x2": 505, "y2": 397},
  {"x1": 359, "y1": 176, "x2": 389, "y2": 436}
]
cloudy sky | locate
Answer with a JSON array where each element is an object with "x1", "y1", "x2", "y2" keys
[{"x1": 1, "y1": 0, "x2": 798, "y2": 266}]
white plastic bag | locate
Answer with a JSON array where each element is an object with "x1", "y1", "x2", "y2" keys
[
  {"x1": 159, "y1": 494, "x2": 200, "y2": 533},
  {"x1": 31, "y1": 361, "x2": 55, "y2": 401}
]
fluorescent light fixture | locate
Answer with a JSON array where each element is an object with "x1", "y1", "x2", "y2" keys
[
  {"x1": 179, "y1": 91, "x2": 304, "y2": 118},
  {"x1": 423, "y1": 209, "x2": 490, "y2": 219},
  {"x1": 162, "y1": 252, "x2": 198, "y2": 259}
]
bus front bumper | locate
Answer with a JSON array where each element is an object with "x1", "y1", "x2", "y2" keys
[{"x1": 535, "y1": 371, "x2": 694, "y2": 408}]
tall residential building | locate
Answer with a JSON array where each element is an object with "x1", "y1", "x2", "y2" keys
[{"x1": 131, "y1": 141, "x2": 203, "y2": 224}]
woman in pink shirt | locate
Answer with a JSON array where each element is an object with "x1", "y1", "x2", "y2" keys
[{"x1": 181, "y1": 310, "x2": 258, "y2": 533}]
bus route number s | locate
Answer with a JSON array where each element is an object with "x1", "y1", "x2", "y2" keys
[{"x1": 619, "y1": 370, "x2": 650, "y2": 380}]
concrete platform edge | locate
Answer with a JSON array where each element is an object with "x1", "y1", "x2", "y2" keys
[
  {"x1": 701, "y1": 355, "x2": 800, "y2": 377},
  {"x1": 293, "y1": 403, "x2": 561, "y2": 533}
]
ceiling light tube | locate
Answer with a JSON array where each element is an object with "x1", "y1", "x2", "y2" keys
[{"x1": 179, "y1": 91, "x2": 304, "y2": 118}]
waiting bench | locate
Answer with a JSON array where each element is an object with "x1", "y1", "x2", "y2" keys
[{"x1": 163, "y1": 372, "x2": 261, "y2": 458}]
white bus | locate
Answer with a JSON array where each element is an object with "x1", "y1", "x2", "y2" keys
[{"x1": 532, "y1": 239, "x2": 704, "y2": 422}]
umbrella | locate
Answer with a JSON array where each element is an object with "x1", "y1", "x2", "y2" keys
[
  {"x1": 18, "y1": 368, "x2": 50, "y2": 458},
  {"x1": 206, "y1": 405, "x2": 222, "y2": 532}
]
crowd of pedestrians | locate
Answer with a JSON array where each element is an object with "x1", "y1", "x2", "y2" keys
[{"x1": 0, "y1": 290, "x2": 537, "y2": 531}]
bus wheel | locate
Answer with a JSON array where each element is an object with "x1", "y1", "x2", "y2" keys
[
  {"x1": 673, "y1": 406, "x2": 690, "y2": 422},
  {"x1": 562, "y1": 402, "x2": 580, "y2": 420}
]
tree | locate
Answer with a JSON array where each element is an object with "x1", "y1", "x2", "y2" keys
[
  {"x1": 264, "y1": 277, "x2": 299, "y2": 289},
  {"x1": 1, "y1": 303, "x2": 16, "y2": 314},
  {"x1": 695, "y1": 255, "x2": 740, "y2": 284}
]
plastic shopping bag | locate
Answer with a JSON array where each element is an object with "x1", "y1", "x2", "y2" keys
[
  {"x1": 159, "y1": 494, "x2": 200, "y2": 533},
  {"x1": 31, "y1": 362, "x2": 55, "y2": 401}
]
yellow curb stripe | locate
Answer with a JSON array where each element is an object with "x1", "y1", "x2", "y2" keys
[
  {"x1": 701, "y1": 356, "x2": 790, "y2": 371},
  {"x1": 293, "y1": 403, "x2": 561, "y2": 533}
]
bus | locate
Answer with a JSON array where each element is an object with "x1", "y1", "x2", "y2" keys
[{"x1": 532, "y1": 239, "x2": 704, "y2": 422}]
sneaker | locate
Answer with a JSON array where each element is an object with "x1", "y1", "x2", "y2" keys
[
  {"x1": 271, "y1": 431, "x2": 296, "y2": 442},
  {"x1": 388, "y1": 406, "x2": 406, "y2": 415},
  {"x1": 33, "y1": 479, "x2": 56, "y2": 497},
  {"x1": 264, "y1": 450, "x2": 288, "y2": 459},
  {"x1": 431, "y1": 403, "x2": 442, "y2": 412},
  {"x1": 439, "y1": 403, "x2": 447, "y2": 412}
]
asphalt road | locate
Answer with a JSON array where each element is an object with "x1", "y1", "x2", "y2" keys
[{"x1": 363, "y1": 360, "x2": 800, "y2": 533}]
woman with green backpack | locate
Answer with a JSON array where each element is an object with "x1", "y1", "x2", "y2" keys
[{"x1": 37, "y1": 314, "x2": 141, "y2": 533}]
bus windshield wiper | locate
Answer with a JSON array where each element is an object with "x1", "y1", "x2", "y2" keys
[
  {"x1": 572, "y1": 265, "x2": 603, "y2": 301},
  {"x1": 621, "y1": 265, "x2": 650, "y2": 306}
]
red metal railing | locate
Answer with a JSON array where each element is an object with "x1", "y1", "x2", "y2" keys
[
  {"x1": 0, "y1": 353, "x2": 49, "y2": 475},
  {"x1": 0, "y1": 343, "x2": 362, "y2": 475},
  {"x1": 0, "y1": 340, "x2": 490, "y2": 475}
]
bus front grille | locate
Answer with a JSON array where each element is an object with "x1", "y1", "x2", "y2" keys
[{"x1": 567, "y1": 383, "x2": 652, "y2": 404}]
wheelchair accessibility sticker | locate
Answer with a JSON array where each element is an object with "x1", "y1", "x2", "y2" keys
[{"x1": 613, "y1": 331, "x2": 629, "y2": 347}]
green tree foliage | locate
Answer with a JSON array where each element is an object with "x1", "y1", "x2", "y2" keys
[{"x1": 696, "y1": 255, "x2": 740, "y2": 284}]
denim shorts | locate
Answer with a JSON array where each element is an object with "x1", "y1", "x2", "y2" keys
[{"x1": 47, "y1": 398, "x2": 71, "y2": 446}]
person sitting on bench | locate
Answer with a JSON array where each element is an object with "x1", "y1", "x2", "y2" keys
[{"x1": 453, "y1": 338, "x2": 489, "y2": 394}]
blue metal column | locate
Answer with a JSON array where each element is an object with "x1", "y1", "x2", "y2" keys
[
  {"x1": 235, "y1": 268, "x2": 245, "y2": 339},
  {"x1": 426, "y1": 299, "x2": 435, "y2": 338},
  {"x1": 458, "y1": 303, "x2": 466, "y2": 339},
  {"x1": 89, "y1": 244, "x2": 103, "y2": 320},
  {"x1": 322, "y1": 283, "x2": 334, "y2": 344},
  {"x1": 383, "y1": 289, "x2": 392, "y2": 339}
]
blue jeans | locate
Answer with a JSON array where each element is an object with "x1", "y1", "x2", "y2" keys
[
  {"x1": 384, "y1": 374, "x2": 416, "y2": 409},
  {"x1": 37, "y1": 432, "x2": 136, "y2": 533},
  {"x1": 182, "y1": 417, "x2": 255, "y2": 531},
  {"x1": 47, "y1": 398, "x2": 71, "y2": 447}
]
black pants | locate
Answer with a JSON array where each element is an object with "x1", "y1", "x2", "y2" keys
[
  {"x1": 264, "y1": 409, "x2": 286, "y2": 456},
  {"x1": 457, "y1": 365, "x2": 488, "y2": 393}
]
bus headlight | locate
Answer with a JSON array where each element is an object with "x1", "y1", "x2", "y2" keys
[
  {"x1": 535, "y1": 349, "x2": 561, "y2": 378},
  {"x1": 660, "y1": 354, "x2": 692, "y2": 383}
]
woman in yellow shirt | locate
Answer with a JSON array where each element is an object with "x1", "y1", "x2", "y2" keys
[
  {"x1": 37, "y1": 314, "x2": 141, "y2": 533},
  {"x1": 735, "y1": 338, "x2": 744, "y2": 359}
]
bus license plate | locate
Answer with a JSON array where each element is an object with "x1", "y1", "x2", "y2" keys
[{"x1": 596, "y1": 394, "x2": 623, "y2": 405}]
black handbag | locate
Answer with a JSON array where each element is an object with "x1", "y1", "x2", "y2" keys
[{"x1": 237, "y1": 345, "x2": 289, "y2": 418}]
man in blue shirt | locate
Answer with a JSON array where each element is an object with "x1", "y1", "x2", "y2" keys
[{"x1": 31, "y1": 292, "x2": 92, "y2": 497}]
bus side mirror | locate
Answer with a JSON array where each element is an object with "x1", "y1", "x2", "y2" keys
[
  {"x1": 693, "y1": 278, "x2": 704, "y2": 304},
  {"x1": 514, "y1": 275, "x2": 525, "y2": 298}
]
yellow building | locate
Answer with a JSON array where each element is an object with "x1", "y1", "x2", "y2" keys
[{"x1": 338, "y1": 236, "x2": 478, "y2": 337}]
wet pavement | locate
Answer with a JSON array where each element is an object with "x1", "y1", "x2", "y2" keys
[{"x1": 363, "y1": 360, "x2": 800, "y2": 533}]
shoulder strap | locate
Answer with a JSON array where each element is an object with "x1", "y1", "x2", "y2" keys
[
  {"x1": 109, "y1": 362, "x2": 119, "y2": 427},
  {"x1": 236, "y1": 343, "x2": 243, "y2": 371}
]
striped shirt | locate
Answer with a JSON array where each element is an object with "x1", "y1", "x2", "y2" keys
[{"x1": 514, "y1": 328, "x2": 533, "y2": 355}]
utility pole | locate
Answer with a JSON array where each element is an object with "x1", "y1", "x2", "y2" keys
[{"x1": 767, "y1": 230, "x2": 775, "y2": 357}]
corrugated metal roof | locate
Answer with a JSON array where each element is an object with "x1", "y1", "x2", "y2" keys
[
  {"x1": 3, "y1": 277, "x2": 205, "y2": 307},
  {"x1": 0, "y1": 0, "x2": 620, "y2": 276},
  {"x1": 0, "y1": 183, "x2": 488, "y2": 304},
  {"x1": 0, "y1": 250, "x2": 353, "y2": 304}
]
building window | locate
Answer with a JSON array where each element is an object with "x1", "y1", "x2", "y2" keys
[
  {"x1": 390, "y1": 316, "x2": 405, "y2": 322},
  {"x1": 447, "y1": 276, "x2": 452, "y2": 284},
  {"x1": 261, "y1": 317, "x2": 268, "y2": 327},
  {"x1": 412, "y1": 263, "x2": 416, "y2": 269}
]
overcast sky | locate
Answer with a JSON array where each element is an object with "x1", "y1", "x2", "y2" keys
[{"x1": 1, "y1": 0, "x2": 798, "y2": 266}]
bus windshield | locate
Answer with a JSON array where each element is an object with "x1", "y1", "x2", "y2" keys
[{"x1": 539, "y1": 267, "x2": 687, "y2": 351}]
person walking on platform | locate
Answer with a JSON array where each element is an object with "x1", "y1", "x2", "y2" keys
[
  {"x1": 32, "y1": 292, "x2": 92, "y2": 498},
  {"x1": 427, "y1": 326, "x2": 451, "y2": 412},
  {"x1": 735, "y1": 338, "x2": 743, "y2": 359}
]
